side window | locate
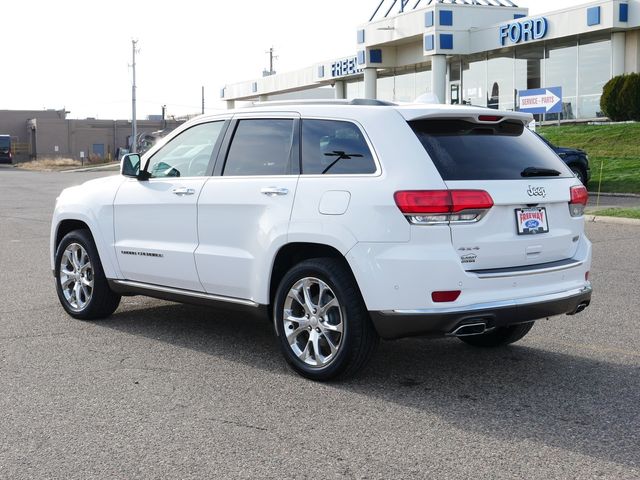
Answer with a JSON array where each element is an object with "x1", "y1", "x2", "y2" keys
[
  {"x1": 147, "y1": 121, "x2": 225, "y2": 178},
  {"x1": 223, "y1": 119, "x2": 294, "y2": 176},
  {"x1": 301, "y1": 119, "x2": 376, "y2": 175}
]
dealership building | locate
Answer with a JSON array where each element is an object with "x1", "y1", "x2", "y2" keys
[{"x1": 221, "y1": 0, "x2": 640, "y2": 121}]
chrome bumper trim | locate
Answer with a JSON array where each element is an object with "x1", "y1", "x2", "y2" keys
[
  {"x1": 470, "y1": 259, "x2": 584, "y2": 279},
  {"x1": 382, "y1": 284, "x2": 592, "y2": 316}
]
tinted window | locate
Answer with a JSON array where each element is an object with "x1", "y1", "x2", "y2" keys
[
  {"x1": 147, "y1": 121, "x2": 225, "y2": 178},
  {"x1": 224, "y1": 119, "x2": 294, "y2": 176},
  {"x1": 302, "y1": 120, "x2": 376, "y2": 175},
  {"x1": 409, "y1": 119, "x2": 573, "y2": 180},
  {"x1": 0, "y1": 137, "x2": 10, "y2": 149}
]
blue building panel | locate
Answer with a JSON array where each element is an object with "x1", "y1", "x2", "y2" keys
[
  {"x1": 425, "y1": 11, "x2": 434, "y2": 27},
  {"x1": 317, "y1": 65, "x2": 325, "y2": 78},
  {"x1": 424, "y1": 34, "x2": 434, "y2": 51},
  {"x1": 439, "y1": 33, "x2": 453, "y2": 50},
  {"x1": 620, "y1": 3, "x2": 629, "y2": 22},
  {"x1": 369, "y1": 49, "x2": 383, "y2": 63},
  {"x1": 251, "y1": 82, "x2": 258, "y2": 93},
  {"x1": 220, "y1": 88, "x2": 225, "y2": 99},
  {"x1": 514, "y1": 14, "x2": 526, "y2": 19},
  {"x1": 439, "y1": 10, "x2": 453, "y2": 26},
  {"x1": 357, "y1": 50, "x2": 366, "y2": 65},
  {"x1": 357, "y1": 29, "x2": 365, "y2": 44},
  {"x1": 587, "y1": 6, "x2": 600, "y2": 26}
]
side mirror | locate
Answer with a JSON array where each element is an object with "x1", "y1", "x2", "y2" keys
[{"x1": 121, "y1": 153, "x2": 142, "y2": 178}]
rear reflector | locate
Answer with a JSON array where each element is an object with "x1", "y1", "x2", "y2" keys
[
  {"x1": 569, "y1": 185, "x2": 588, "y2": 217},
  {"x1": 432, "y1": 290, "x2": 461, "y2": 303},
  {"x1": 394, "y1": 190, "x2": 493, "y2": 224}
]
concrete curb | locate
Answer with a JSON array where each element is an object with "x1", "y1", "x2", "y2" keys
[
  {"x1": 586, "y1": 215, "x2": 640, "y2": 226},
  {"x1": 62, "y1": 162, "x2": 119, "y2": 173},
  {"x1": 588, "y1": 191, "x2": 640, "y2": 198}
]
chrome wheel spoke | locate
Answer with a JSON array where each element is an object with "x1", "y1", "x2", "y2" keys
[
  {"x1": 322, "y1": 332, "x2": 338, "y2": 355},
  {"x1": 310, "y1": 333, "x2": 323, "y2": 366},
  {"x1": 322, "y1": 321, "x2": 343, "y2": 334},
  {"x1": 319, "y1": 297, "x2": 338, "y2": 315},
  {"x1": 302, "y1": 280, "x2": 317, "y2": 313}
]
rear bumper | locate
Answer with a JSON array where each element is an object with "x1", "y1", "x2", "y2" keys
[{"x1": 370, "y1": 284, "x2": 592, "y2": 339}]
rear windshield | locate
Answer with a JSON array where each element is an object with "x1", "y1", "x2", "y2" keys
[
  {"x1": 409, "y1": 119, "x2": 572, "y2": 181},
  {"x1": 0, "y1": 137, "x2": 10, "y2": 149}
]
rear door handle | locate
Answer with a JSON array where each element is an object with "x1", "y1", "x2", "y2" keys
[
  {"x1": 172, "y1": 187, "x2": 196, "y2": 196},
  {"x1": 261, "y1": 187, "x2": 289, "y2": 197}
]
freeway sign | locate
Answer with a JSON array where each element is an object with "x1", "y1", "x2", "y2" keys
[{"x1": 518, "y1": 87, "x2": 562, "y2": 114}]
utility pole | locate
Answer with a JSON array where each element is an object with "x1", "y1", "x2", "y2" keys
[
  {"x1": 131, "y1": 39, "x2": 138, "y2": 153},
  {"x1": 263, "y1": 47, "x2": 277, "y2": 76},
  {"x1": 201, "y1": 86, "x2": 205, "y2": 114}
]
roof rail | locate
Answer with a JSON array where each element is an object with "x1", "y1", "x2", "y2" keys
[{"x1": 249, "y1": 99, "x2": 397, "y2": 107}]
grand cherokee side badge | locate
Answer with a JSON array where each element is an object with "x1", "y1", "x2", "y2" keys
[{"x1": 461, "y1": 253, "x2": 477, "y2": 264}]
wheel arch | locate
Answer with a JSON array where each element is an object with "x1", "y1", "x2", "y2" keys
[
  {"x1": 268, "y1": 242, "x2": 359, "y2": 332},
  {"x1": 55, "y1": 219, "x2": 93, "y2": 249}
]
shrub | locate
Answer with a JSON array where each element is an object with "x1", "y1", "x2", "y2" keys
[
  {"x1": 600, "y1": 75, "x2": 626, "y2": 120},
  {"x1": 619, "y1": 73, "x2": 640, "y2": 121}
]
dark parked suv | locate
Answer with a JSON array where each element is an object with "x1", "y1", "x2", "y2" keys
[
  {"x1": 0, "y1": 135, "x2": 12, "y2": 164},
  {"x1": 535, "y1": 132, "x2": 590, "y2": 185}
]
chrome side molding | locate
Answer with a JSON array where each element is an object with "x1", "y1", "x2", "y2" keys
[{"x1": 111, "y1": 279, "x2": 260, "y2": 308}]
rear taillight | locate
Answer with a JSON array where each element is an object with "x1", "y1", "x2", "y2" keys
[
  {"x1": 569, "y1": 185, "x2": 588, "y2": 217},
  {"x1": 394, "y1": 190, "x2": 493, "y2": 225}
]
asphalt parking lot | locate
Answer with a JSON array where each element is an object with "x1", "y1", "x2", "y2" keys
[{"x1": 1, "y1": 168, "x2": 639, "y2": 479}]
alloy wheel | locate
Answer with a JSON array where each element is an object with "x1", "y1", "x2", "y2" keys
[
  {"x1": 282, "y1": 277, "x2": 344, "y2": 368},
  {"x1": 59, "y1": 243, "x2": 94, "y2": 311}
]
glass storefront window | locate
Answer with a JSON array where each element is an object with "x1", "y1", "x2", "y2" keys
[
  {"x1": 514, "y1": 44, "x2": 544, "y2": 121},
  {"x1": 462, "y1": 54, "x2": 487, "y2": 107},
  {"x1": 545, "y1": 39, "x2": 578, "y2": 120},
  {"x1": 487, "y1": 50, "x2": 515, "y2": 110},
  {"x1": 578, "y1": 36, "x2": 611, "y2": 118}
]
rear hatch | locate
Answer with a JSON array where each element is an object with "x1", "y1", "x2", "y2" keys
[{"x1": 408, "y1": 116, "x2": 584, "y2": 271}]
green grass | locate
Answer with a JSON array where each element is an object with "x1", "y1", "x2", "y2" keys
[
  {"x1": 590, "y1": 208, "x2": 640, "y2": 219},
  {"x1": 538, "y1": 123, "x2": 640, "y2": 194}
]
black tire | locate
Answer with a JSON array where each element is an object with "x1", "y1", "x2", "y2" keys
[
  {"x1": 273, "y1": 258, "x2": 378, "y2": 381},
  {"x1": 458, "y1": 322, "x2": 535, "y2": 348},
  {"x1": 570, "y1": 166, "x2": 587, "y2": 185},
  {"x1": 54, "y1": 229, "x2": 121, "y2": 320}
]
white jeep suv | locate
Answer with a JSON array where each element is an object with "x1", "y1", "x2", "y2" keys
[{"x1": 51, "y1": 100, "x2": 592, "y2": 380}]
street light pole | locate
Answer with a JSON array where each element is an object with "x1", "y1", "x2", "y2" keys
[{"x1": 131, "y1": 39, "x2": 138, "y2": 153}]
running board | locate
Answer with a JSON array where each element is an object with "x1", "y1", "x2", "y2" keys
[{"x1": 109, "y1": 279, "x2": 261, "y2": 309}]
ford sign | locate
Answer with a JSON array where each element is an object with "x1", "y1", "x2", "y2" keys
[{"x1": 499, "y1": 17, "x2": 548, "y2": 46}]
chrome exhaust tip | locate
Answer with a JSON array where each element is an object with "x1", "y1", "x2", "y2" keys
[
  {"x1": 449, "y1": 322, "x2": 487, "y2": 337},
  {"x1": 568, "y1": 301, "x2": 589, "y2": 315}
]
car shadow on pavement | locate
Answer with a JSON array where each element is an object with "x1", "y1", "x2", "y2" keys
[{"x1": 98, "y1": 300, "x2": 640, "y2": 469}]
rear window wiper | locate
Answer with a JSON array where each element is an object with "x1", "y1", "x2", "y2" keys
[
  {"x1": 521, "y1": 167, "x2": 561, "y2": 177},
  {"x1": 322, "y1": 150, "x2": 362, "y2": 174}
]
